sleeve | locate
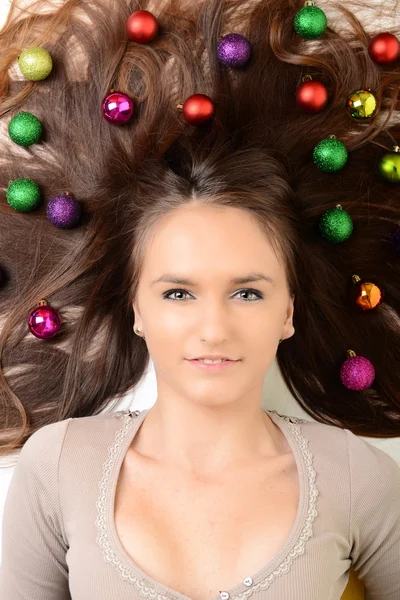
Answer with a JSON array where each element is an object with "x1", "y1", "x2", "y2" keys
[
  {"x1": 0, "y1": 418, "x2": 72, "y2": 600},
  {"x1": 346, "y1": 429, "x2": 400, "y2": 600}
]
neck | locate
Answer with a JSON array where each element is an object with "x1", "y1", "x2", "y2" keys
[{"x1": 132, "y1": 399, "x2": 286, "y2": 479}]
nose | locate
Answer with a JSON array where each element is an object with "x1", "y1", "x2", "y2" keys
[{"x1": 197, "y1": 297, "x2": 230, "y2": 343}]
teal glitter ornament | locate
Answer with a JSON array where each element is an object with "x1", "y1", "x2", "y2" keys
[
  {"x1": 313, "y1": 135, "x2": 348, "y2": 172},
  {"x1": 319, "y1": 204, "x2": 354, "y2": 243},
  {"x1": 6, "y1": 178, "x2": 41, "y2": 212},
  {"x1": 377, "y1": 146, "x2": 400, "y2": 183},
  {"x1": 8, "y1": 112, "x2": 42, "y2": 146},
  {"x1": 17, "y1": 46, "x2": 53, "y2": 81},
  {"x1": 293, "y1": 1, "x2": 327, "y2": 40}
]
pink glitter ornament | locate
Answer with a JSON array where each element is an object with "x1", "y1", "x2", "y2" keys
[
  {"x1": 28, "y1": 299, "x2": 61, "y2": 339},
  {"x1": 340, "y1": 350, "x2": 375, "y2": 391},
  {"x1": 101, "y1": 90, "x2": 134, "y2": 124}
]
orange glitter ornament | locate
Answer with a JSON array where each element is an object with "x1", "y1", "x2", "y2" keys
[{"x1": 351, "y1": 275, "x2": 384, "y2": 310}]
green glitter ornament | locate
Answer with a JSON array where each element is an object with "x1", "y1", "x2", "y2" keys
[
  {"x1": 377, "y1": 146, "x2": 400, "y2": 183},
  {"x1": 6, "y1": 178, "x2": 41, "y2": 212},
  {"x1": 313, "y1": 135, "x2": 348, "y2": 172},
  {"x1": 319, "y1": 205, "x2": 354, "y2": 243},
  {"x1": 18, "y1": 46, "x2": 53, "y2": 81},
  {"x1": 293, "y1": 2, "x2": 327, "y2": 40},
  {"x1": 8, "y1": 112, "x2": 43, "y2": 146}
]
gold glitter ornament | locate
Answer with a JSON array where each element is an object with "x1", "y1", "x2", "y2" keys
[
  {"x1": 346, "y1": 89, "x2": 378, "y2": 119},
  {"x1": 18, "y1": 46, "x2": 53, "y2": 81}
]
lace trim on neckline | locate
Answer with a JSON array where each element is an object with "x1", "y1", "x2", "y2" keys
[{"x1": 95, "y1": 410, "x2": 318, "y2": 600}]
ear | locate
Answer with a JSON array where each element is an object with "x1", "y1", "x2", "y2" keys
[
  {"x1": 282, "y1": 294, "x2": 295, "y2": 340},
  {"x1": 132, "y1": 300, "x2": 142, "y2": 326}
]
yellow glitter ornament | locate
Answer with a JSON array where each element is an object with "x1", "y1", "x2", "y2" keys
[
  {"x1": 18, "y1": 46, "x2": 53, "y2": 81},
  {"x1": 346, "y1": 89, "x2": 377, "y2": 119}
]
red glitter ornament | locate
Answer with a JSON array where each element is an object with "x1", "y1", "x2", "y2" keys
[
  {"x1": 296, "y1": 77, "x2": 328, "y2": 113},
  {"x1": 28, "y1": 299, "x2": 61, "y2": 339},
  {"x1": 368, "y1": 32, "x2": 400, "y2": 65},
  {"x1": 126, "y1": 10, "x2": 159, "y2": 44},
  {"x1": 180, "y1": 94, "x2": 216, "y2": 125}
]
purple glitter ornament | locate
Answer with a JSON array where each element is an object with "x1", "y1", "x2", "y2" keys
[
  {"x1": 46, "y1": 192, "x2": 82, "y2": 229},
  {"x1": 217, "y1": 33, "x2": 252, "y2": 68},
  {"x1": 28, "y1": 301, "x2": 61, "y2": 339},
  {"x1": 340, "y1": 352, "x2": 375, "y2": 391},
  {"x1": 391, "y1": 223, "x2": 400, "y2": 253},
  {"x1": 101, "y1": 91, "x2": 134, "y2": 124}
]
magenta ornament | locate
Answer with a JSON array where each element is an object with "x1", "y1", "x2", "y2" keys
[
  {"x1": 28, "y1": 300, "x2": 61, "y2": 339},
  {"x1": 217, "y1": 33, "x2": 251, "y2": 68},
  {"x1": 340, "y1": 350, "x2": 375, "y2": 391},
  {"x1": 46, "y1": 192, "x2": 82, "y2": 228},
  {"x1": 101, "y1": 91, "x2": 134, "y2": 124}
]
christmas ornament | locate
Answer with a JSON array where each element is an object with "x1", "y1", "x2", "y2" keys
[
  {"x1": 178, "y1": 94, "x2": 216, "y2": 125},
  {"x1": 391, "y1": 221, "x2": 400, "y2": 253},
  {"x1": 8, "y1": 112, "x2": 42, "y2": 146},
  {"x1": 351, "y1": 275, "x2": 384, "y2": 311},
  {"x1": 293, "y1": 2, "x2": 327, "y2": 40},
  {"x1": 101, "y1": 90, "x2": 134, "y2": 124},
  {"x1": 340, "y1": 350, "x2": 375, "y2": 391},
  {"x1": 28, "y1": 299, "x2": 61, "y2": 339},
  {"x1": 17, "y1": 46, "x2": 53, "y2": 81},
  {"x1": 377, "y1": 146, "x2": 400, "y2": 183},
  {"x1": 126, "y1": 10, "x2": 159, "y2": 44},
  {"x1": 313, "y1": 135, "x2": 348, "y2": 172},
  {"x1": 319, "y1": 204, "x2": 353, "y2": 243},
  {"x1": 368, "y1": 32, "x2": 400, "y2": 65},
  {"x1": 217, "y1": 33, "x2": 251, "y2": 68},
  {"x1": 6, "y1": 178, "x2": 41, "y2": 212},
  {"x1": 295, "y1": 76, "x2": 328, "y2": 112},
  {"x1": 346, "y1": 89, "x2": 378, "y2": 119},
  {"x1": 46, "y1": 192, "x2": 82, "y2": 229}
]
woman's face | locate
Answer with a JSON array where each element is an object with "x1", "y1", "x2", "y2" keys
[{"x1": 132, "y1": 203, "x2": 295, "y2": 408}]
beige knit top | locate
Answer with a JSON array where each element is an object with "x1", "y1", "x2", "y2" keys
[{"x1": 0, "y1": 408, "x2": 399, "y2": 600}]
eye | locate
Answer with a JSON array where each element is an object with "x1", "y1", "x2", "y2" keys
[
  {"x1": 162, "y1": 288, "x2": 264, "y2": 302},
  {"x1": 233, "y1": 289, "x2": 264, "y2": 301}
]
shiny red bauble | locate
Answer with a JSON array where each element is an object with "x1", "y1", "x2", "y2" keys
[
  {"x1": 296, "y1": 79, "x2": 328, "y2": 113},
  {"x1": 368, "y1": 32, "x2": 400, "y2": 64},
  {"x1": 182, "y1": 94, "x2": 216, "y2": 125},
  {"x1": 126, "y1": 10, "x2": 159, "y2": 44},
  {"x1": 28, "y1": 300, "x2": 61, "y2": 339}
]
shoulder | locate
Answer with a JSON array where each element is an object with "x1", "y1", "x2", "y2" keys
[
  {"x1": 20, "y1": 410, "x2": 129, "y2": 471},
  {"x1": 272, "y1": 410, "x2": 400, "y2": 476},
  {"x1": 274, "y1": 411, "x2": 400, "y2": 497}
]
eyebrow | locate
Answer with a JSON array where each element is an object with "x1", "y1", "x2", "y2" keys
[{"x1": 150, "y1": 272, "x2": 275, "y2": 286}]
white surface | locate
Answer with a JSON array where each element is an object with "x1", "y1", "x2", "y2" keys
[{"x1": 1, "y1": 0, "x2": 400, "y2": 567}]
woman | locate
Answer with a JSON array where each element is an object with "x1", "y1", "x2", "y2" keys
[{"x1": 0, "y1": 0, "x2": 399, "y2": 597}]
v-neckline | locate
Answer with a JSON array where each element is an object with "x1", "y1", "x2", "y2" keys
[{"x1": 99, "y1": 409, "x2": 314, "y2": 600}]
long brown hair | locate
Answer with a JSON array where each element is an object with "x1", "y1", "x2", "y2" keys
[{"x1": 1, "y1": 0, "x2": 400, "y2": 453}]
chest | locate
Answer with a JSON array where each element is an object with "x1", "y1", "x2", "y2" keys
[{"x1": 114, "y1": 453, "x2": 299, "y2": 600}]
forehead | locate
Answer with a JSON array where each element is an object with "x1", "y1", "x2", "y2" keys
[{"x1": 141, "y1": 204, "x2": 282, "y2": 277}]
